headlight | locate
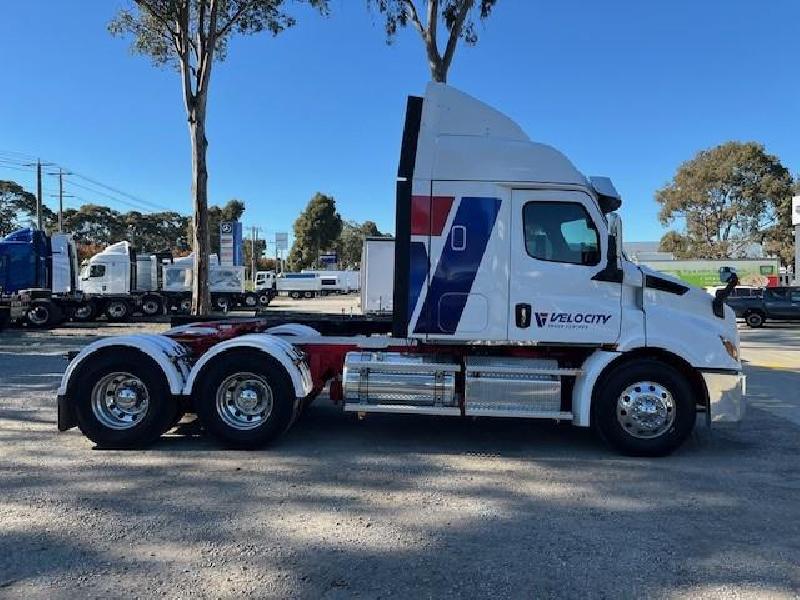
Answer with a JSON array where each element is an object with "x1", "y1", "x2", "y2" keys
[{"x1": 720, "y1": 336, "x2": 739, "y2": 362}]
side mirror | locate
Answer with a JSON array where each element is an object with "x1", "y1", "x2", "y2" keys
[
  {"x1": 719, "y1": 266, "x2": 736, "y2": 283},
  {"x1": 607, "y1": 212, "x2": 623, "y2": 262}
]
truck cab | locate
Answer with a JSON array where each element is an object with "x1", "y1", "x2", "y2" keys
[{"x1": 56, "y1": 84, "x2": 745, "y2": 457}]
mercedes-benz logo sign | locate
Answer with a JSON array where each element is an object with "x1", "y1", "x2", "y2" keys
[{"x1": 221, "y1": 223, "x2": 233, "y2": 233}]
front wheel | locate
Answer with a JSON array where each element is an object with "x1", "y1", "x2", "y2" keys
[
  {"x1": 243, "y1": 292, "x2": 259, "y2": 308},
  {"x1": 194, "y1": 352, "x2": 296, "y2": 449},
  {"x1": 593, "y1": 359, "x2": 696, "y2": 456},
  {"x1": 71, "y1": 349, "x2": 178, "y2": 448},
  {"x1": 745, "y1": 311, "x2": 765, "y2": 328}
]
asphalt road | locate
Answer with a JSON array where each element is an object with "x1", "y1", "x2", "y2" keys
[{"x1": 0, "y1": 323, "x2": 798, "y2": 599}]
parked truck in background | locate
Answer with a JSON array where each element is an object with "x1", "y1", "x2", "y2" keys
[
  {"x1": 637, "y1": 258, "x2": 781, "y2": 289},
  {"x1": 0, "y1": 228, "x2": 84, "y2": 327},
  {"x1": 275, "y1": 272, "x2": 323, "y2": 298},
  {"x1": 56, "y1": 83, "x2": 745, "y2": 456},
  {"x1": 0, "y1": 228, "x2": 269, "y2": 327}
]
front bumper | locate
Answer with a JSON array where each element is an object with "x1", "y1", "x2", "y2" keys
[{"x1": 702, "y1": 371, "x2": 746, "y2": 422}]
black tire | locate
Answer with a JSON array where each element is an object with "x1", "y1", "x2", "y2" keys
[
  {"x1": 105, "y1": 299, "x2": 131, "y2": 322},
  {"x1": 72, "y1": 301, "x2": 97, "y2": 322},
  {"x1": 26, "y1": 301, "x2": 62, "y2": 329},
  {"x1": 592, "y1": 359, "x2": 696, "y2": 457},
  {"x1": 243, "y1": 293, "x2": 259, "y2": 308},
  {"x1": 140, "y1": 295, "x2": 162, "y2": 317},
  {"x1": 745, "y1": 311, "x2": 765, "y2": 328},
  {"x1": 213, "y1": 296, "x2": 230, "y2": 312},
  {"x1": 194, "y1": 351, "x2": 296, "y2": 449},
  {"x1": 304, "y1": 291, "x2": 314, "y2": 299},
  {"x1": 258, "y1": 292, "x2": 272, "y2": 307},
  {"x1": 70, "y1": 348, "x2": 178, "y2": 449},
  {"x1": 290, "y1": 291, "x2": 300, "y2": 299}
]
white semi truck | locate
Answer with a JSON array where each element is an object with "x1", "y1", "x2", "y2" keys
[
  {"x1": 56, "y1": 84, "x2": 745, "y2": 456},
  {"x1": 78, "y1": 246, "x2": 263, "y2": 320}
]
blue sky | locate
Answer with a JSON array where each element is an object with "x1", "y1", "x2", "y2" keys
[{"x1": 1, "y1": 0, "x2": 798, "y2": 246}]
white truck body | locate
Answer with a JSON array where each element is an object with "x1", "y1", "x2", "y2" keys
[
  {"x1": 276, "y1": 273, "x2": 323, "y2": 296},
  {"x1": 80, "y1": 241, "x2": 158, "y2": 295},
  {"x1": 57, "y1": 83, "x2": 745, "y2": 456},
  {"x1": 301, "y1": 270, "x2": 359, "y2": 293},
  {"x1": 361, "y1": 238, "x2": 394, "y2": 313}
]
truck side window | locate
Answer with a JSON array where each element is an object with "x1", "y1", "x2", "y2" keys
[
  {"x1": 89, "y1": 265, "x2": 106, "y2": 278},
  {"x1": 523, "y1": 202, "x2": 600, "y2": 266}
]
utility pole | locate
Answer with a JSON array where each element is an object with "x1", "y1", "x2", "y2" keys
[
  {"x1": 36, "y1": 160, "x2": 42, "y2": 230},
  {"x1": 48, "y1": 169, "x2": 73, "y2": 232}
]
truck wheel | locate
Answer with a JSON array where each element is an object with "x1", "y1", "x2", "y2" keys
[
  {"x1": 258, "y1": 292, "x2": 272, "y2": 307},
  {"x1": 71, "y1": 349, "x2": 178, "y2": 449},
  {"x1": 593, "y1": 359, "x2": 696, "y2": 457},
  {"x1": 243, "y1": 293, "x2": 259, "y2": 308},
  {"x1": 179, "y1": 298, "x2": 191, "y2": 314},
  {"x1": 105, "y1": 299, "x2": 130, "y2": 322},
  {"x1": 214, "y1": 296, "x2": 230, "y2": 312},
  {"x1": 304, "y1": 291, "x2": 314, "y2": 299},
  {"x1": 290, "y1": 291, "x2": 300, "y2": 300},
  {"x1": 27, "y1": 301, "x2": 62, "y2": 329},
  {"x1": 73, "y1": 301, "x2": 97, "y2": 322},
  {"x1": 141, "y1": 295, "x2": 162, "y2": 317},
  {"x1": 194, "y1": 352, "x2": 295, "y2": 449},
  {"x1": 745, "y1": 311, "x2": 765, "y2": 328}
]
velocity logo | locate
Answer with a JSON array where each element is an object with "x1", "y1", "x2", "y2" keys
[{"x1": 534, "y1": 312, "x2": 612, "y2": 328}]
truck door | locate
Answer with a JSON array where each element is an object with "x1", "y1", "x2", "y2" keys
[{"x1": 508, "y1": 189, "x2": 621, "y2": 344}]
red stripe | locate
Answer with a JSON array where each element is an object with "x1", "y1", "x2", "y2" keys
[{"x1": 411, "y1": 195, "x2": 454, "y2": 236}]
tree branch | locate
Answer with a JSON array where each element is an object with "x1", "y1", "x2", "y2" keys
[{"x1": 442, "y1": 0, "x2": 474, "y2": 72}]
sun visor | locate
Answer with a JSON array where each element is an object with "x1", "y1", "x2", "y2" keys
[{"x1": 589, "y1": 176, "x2": 622, "y2": 213}]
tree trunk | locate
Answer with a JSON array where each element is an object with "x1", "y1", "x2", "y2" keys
[
  {"x1": 430, "y1": 58, "x2": 447, "y2": 83},
  {"x1": 190, "y1": 111, "x2": 211, "y2": 316}
]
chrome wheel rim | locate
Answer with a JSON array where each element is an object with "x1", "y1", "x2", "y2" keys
[
  {"x1": 215, "y1": 372, "x2": 273, "y2": 431},
  {"x1": 28, "y1": 306, "x2": 49, "y2": 325},
  {"x1": 244, "y1": 295, "x2": 257, "y2": 307},
  {"x1": 107, "y1": 303, "x2": 127, "y2": 318},
  {"x1": 616, "y1": 381, "x2": 675, "y2": 439},
  {"x1": 91, "y1": 372, "x2": 149, "y2": 430}
]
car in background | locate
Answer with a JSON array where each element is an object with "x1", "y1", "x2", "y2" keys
[{"x1": 726, "y1": 286, "x2": 800, "y2": 327}]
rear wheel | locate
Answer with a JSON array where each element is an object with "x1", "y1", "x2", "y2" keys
[
  {"x1": 243, "y1": 293, "x2": 259, "y2": 308},
  {"x1": 213, "y1": 295, "x2": 230, "y2": 312},
  {"x1": 303, "y1": 291, "x2": 314, "y2": 299},
  {"x1": 290, "y1": 291, "x2": 300, "y2": 299},
  {"x1": 27, "y1": 301, "x2": 62, "y2": 329},
  {"x1": 194, "y1": 352, "x2": 295, "y2": 449},
  {"x1": 71, "y1": 349, "x2": 177, "y2": 448},
  {"x1": 105, "y1": 299, "x2": 131, "y2": 322},
  {"x1": 259, "y1": 292, "x2": 273, "y2": 306},
  {"x1": 745, "y1": 311, "x2": 765, "y2": 328},
  {"x1": 73, "y1": 301, "x2": 96, "y2": 322},
  {"x1": 593, "y1": 359, "x2": 696, "y2": 456},
  {"x1": 140, "y1": 295, "x2": 162, "y2": 317}
]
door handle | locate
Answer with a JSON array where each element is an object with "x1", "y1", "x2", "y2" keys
[{"x1": 515, "y1": 303, "x2": 531, "y2": 328}]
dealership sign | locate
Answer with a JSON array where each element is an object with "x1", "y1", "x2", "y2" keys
[{"x1": 220, "y1": 221, "x2": 243, "y2": 266}]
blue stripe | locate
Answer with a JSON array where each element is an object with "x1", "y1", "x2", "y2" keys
[
  {"x1": 414, "y1": 197, "x2": 501, "y2": 335},
  {"x1": 408, "y1": 241, "x2": 428, "y2": 323}
]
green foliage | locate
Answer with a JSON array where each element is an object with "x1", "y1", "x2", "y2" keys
[
  {"x1": 368, "y1": 0, "x2": 498, "y2": 81},
  {"x1": 656, "y1": 142, "x2": 794, "y2": 264},
  {"x1": 109, "y1": 0, "x2": 328, "y2": 69},
  {"x1": 288, "y1": 192, "x2": 342, "y2": 270},
  {"x1": 334, "y1": 220, "x2": 385, "y2": 267},
  {"x1": 0, "y1": 180, "x2": 51, "y2": 235}
]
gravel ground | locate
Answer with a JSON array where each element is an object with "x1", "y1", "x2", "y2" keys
[{"x1": 0, "y1": 324, "x2": 798, "y2": 599}]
